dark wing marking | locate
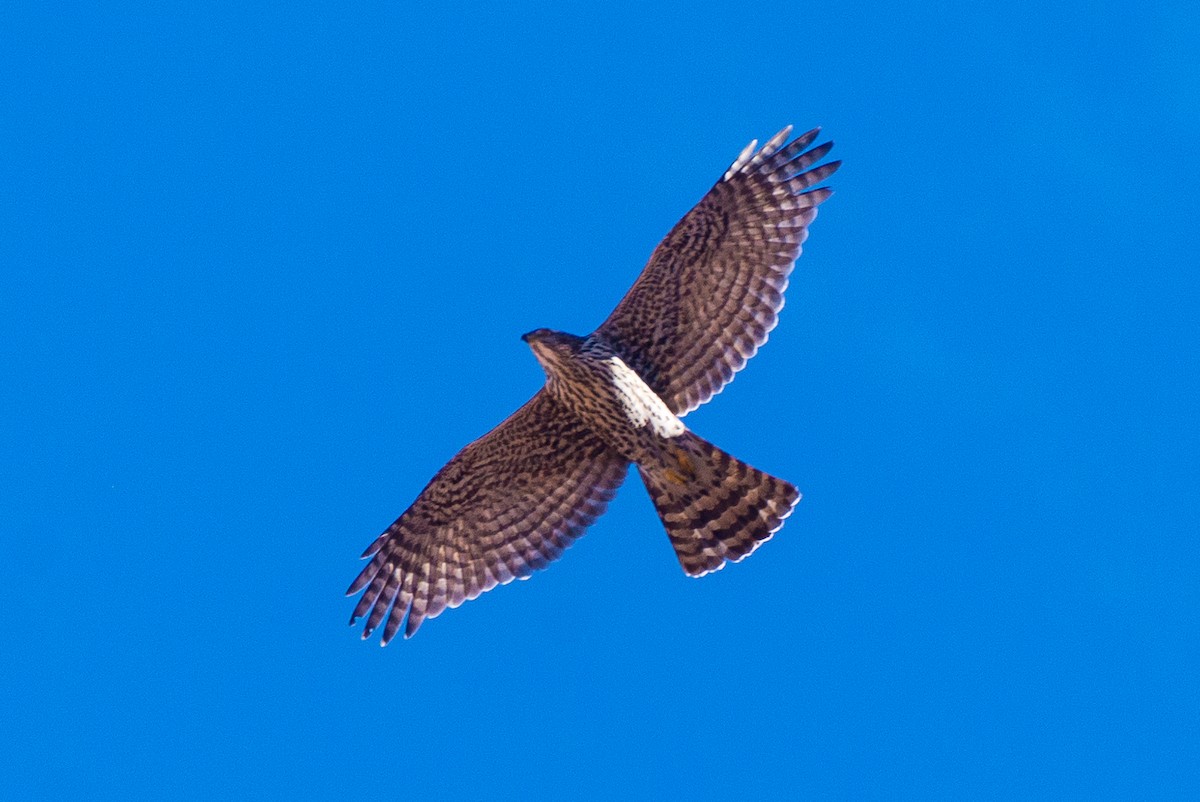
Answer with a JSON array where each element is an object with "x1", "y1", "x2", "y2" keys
[
  {"x1": 595, "y1": 126, "x2": 840, "y2": 415},
  {"x1": 346, "y1": 391, "x2": 628, "y2": 643}
]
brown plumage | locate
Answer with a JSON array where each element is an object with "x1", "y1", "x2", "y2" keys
[
  {"x1": 347, "y1": 126, "x2": 840, "y2": 642},
  {"x1": 639, "y1": 433, "x2": 800, "y2": 578}
]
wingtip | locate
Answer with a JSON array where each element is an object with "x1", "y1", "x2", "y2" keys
[
  {"x1": 795, "y1": 126, "x2": 822, "y2": 147},
  {"x1": 762, "y1": 125, "x2": 793, "y2": 154},
  {"x1": 802, "y1": 186, "x2": 835, "y2": 203},
  {"x1": 818, "y1": 157, "x2": 842, "y2": 176},
  {"x1": 724, "y1": 138, "x2": 759, "y2": 180}
]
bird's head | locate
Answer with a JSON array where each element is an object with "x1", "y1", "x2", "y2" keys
[{"x1": 522, "y1": 328, "x2": 583, "y2": 375}]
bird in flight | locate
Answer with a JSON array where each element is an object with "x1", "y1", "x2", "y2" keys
[{"x1": 347, "y1": 125, "x2": 840, "y2": 643}]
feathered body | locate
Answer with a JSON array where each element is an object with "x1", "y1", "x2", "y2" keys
[
  {"x1": 526, "y1": 328, "x2": 799, "y2": 579},
  {"x1": 348, "y1": 126, "x2": 840, "y2": 642}
]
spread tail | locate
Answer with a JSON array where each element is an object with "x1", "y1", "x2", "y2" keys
[{"x1": 638, "y1": 432, "x2": 800, "y2": 577}]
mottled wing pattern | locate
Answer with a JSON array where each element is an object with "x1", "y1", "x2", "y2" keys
[
  {"x1": 346, "y1": 391, "x2": 628, "y2": 643},
  {"x1": 596, "y1": 126, "x2": 840, "y2": 416}
]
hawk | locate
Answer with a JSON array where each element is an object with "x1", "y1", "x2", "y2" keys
[{"x1": 348, "y1": 125, "x2": 840, "y2": 643}]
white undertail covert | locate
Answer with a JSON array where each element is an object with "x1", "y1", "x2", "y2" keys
[{"x1": 605, "y1": 356, "x2": 686, "y2": 438}]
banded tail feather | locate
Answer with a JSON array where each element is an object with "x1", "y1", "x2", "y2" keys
[{"x1": 638, "y1": 432, "x2": 800, "y2": 577}]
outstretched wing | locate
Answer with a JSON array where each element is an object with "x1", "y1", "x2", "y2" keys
[
  {"x1": 595, "y1": 126, "x2": 840, "y2": 416},
  {"x1": 346, "y1": 391, "x2": 628, "y2": 643}
]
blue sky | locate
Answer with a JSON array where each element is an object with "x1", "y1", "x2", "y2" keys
[{"x1": 3, "y1": 1, "x2": 1197, "y2": 797}]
